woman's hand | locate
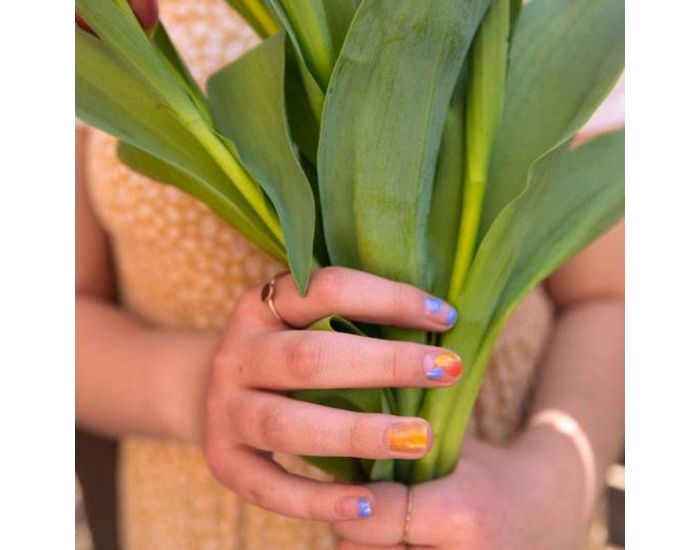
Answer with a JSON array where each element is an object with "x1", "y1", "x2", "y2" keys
[
  {"x1": 203, "y1": 267, "x2": 463, "y2": 522},
  {"x1": 335, "y1": 428, "x2": 590, "y2": 549}
]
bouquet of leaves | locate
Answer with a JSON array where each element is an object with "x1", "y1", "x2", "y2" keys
[{"x1": 76, "y1": 0, "x2": 624, "y2": 484}]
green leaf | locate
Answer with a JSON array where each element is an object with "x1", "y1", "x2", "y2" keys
[
  {"x1": 284, "y1": 49, "x2": 321, "y2": 164},
  {"x1": 322, "y1": 0, "x2": 357, "y2": 61},
  {"x1": 268, "y1": 0, "x2": 335, "y2": 88},
  {"x1": 264, "y1": 1, "x2": 326, "y2": 121},
  {"x1": 208, "y1": 33, "x2": 317, "y2": 293},
  {"x1": 448, "y1": 0, "x2": 511, "y2": 302},
  {"x1": 426, "y1": 65, "x2": 467, "y2": 299},
  {"x1": 77, "y1": 29, "x2": 285, "y2": 262},
  {"x1": 480, "y1": 0, "x2": 625, "y2": 236},
  {"x1": 318, "y1": 0, "x2": 491, "y2": 290},
  {"x1": 224, "y1": 0, "x2": 279, "y2": 37},
  {"x1": 151, "y1": 23, "x2": 211, "y2": 121},
  {"x1": 117, "y1": 143, "x2": 286, "y2": 261},
  {"x1": 76, "y1": 0, "x2": 285, "y2": 247},
  {"x1": 265, "y1": 0, "x2": 355, "y2": 90},
  {"x1": 415, "y1": 131, "x2": 625, "y2": 481}
]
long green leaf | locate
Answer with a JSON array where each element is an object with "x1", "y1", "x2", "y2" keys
[
  {"x1": 151, "y1": 23, "x2": 211, "y2": 121},
  {"x1": 426, "y1": 64, "x2": 468, "y2": 299},
  {"x1": 208, "y1": 33, "x2": 316, "y2": 292},
  {"x1": 264, "y1": 1, "x2": 325, "y2": 121},
  {"x1": 117, "y1": 143, "x2": 285, "y2": 261},
  {"x1": 318, "y1": 0, "x2": 491, "y2": 290},
  {"x1": 414, "y1": 132, "x2": 625, "y2": 481},
  {"x1": 76, "y1": 0, "x2": 283, "y2": 243},
  {"x1": 448, "y1": 0, "x2": 510, "y2": 302},
  {"x1": 77, "y1": 30, "x2": 285, "y2": 262},
  {"x1": 224, "y1": 0, "x2": 279, "y2": 37},
  {"x1": 479, "y1": 0, "x2": 625, "y2": 236},
  {"x1": 271, "y1": 0, "x2": 335, "y2": 88}
]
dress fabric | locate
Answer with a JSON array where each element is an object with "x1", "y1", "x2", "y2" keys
[{"x1": 85, "y1": 0, "x2": 558, "y2": 547}]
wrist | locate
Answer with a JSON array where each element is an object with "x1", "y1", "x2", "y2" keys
[
  {"x1": 150, "y1": 330, "x2": 219, "y2": 445},
  {"x1": 512, "y1": 423, "x2": 592, "y2": 522}
]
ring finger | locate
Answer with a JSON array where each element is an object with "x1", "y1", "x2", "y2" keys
[{"x1": 231, "y1": 390, "x2": 433, "y2": 459}]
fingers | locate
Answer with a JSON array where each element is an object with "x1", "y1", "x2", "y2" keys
[
  {"x1": 261, "y1": 267, "x2": 458, "y2": 331},
  {"x1": 208, "y1": 445, "x2": 375, "y2": 522},
  {"x1": 239, "y1": 331, "x2": 462, "y2": 390},
  {"x1": 231, "y1": 390, "x2": 433, "y2": 459},
  {"x1": 334, "y1": 483, "x2": 408, "y2": 546}
]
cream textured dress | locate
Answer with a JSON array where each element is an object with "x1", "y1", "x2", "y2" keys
[{"x1": 85, "y1": 0, "x2": 556, "y2": 547}]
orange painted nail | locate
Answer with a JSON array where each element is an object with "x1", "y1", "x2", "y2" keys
[{"x1": 386, "y1": 422, "x2": 430, "y2": 454}]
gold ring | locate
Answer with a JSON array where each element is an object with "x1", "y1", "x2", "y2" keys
[
  {"x1": 260, "y1": 271, "x2": 292, "y2": 326},
  {"x1": 402, "y1": 486, "x2": 413, "y2": 544}
]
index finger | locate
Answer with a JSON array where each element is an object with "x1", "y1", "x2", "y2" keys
[{"x1": 264, "y1": 267, "x2": 458, "y2": 331}]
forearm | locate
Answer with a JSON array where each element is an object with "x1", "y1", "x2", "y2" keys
[
  {"x1": 513, "y1": 297, "x2": 624, "y2": 524},
  {"x1": 529, "y1": 299, "x2": 624, "y2": 475},
  {"x1": 76, "y1": 294, "x2": 218, "y2": 444}
]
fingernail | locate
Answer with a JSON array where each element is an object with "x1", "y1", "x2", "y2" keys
[
  {"x1": 337, "y1": 496, "x2": 373, "y2": 519},
  {"x1": 423, "y1": 351, "x2": 462, "y2": 382},
  {"x1": 386, "y1": 422, "x2": 430, "y2": 454},
  {"x1": 424, "y1": 297, "x2": 458, "y2": 326}
]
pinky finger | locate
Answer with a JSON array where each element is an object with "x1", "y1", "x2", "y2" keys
[{"x1": 213, "y1": 446, "x2": 375, "y2": 522}]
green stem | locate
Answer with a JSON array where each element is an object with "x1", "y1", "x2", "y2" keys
[
  {"x1": 412, "y1": 1, "x2": 512, "y2": 483},
  {"x1": 277, "y1": 0, "x2": 335, "y2": 89},
  {"x1": 199, "y1": 126, "x2": 286, "y2": 245},
  {"x1": 446, "y1": 0, "x2": 510, "y2": 304}
]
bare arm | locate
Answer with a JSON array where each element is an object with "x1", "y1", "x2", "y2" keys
[
  {"x1": 75, "y1": 127, "x2": 215, "y2": 444},
  {"x1": 530, "y1": 220, "x2": 625, "y2": 477}
]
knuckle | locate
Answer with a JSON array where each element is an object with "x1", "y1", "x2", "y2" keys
[
  {"x1": 444, "y1": 498, "x2": 493, "y2": 545},
  {"x1": 347, "y1": 415, "x2": 371, "y2": 456},
  {"x1": 241, "y1": 477, "x2": 274, "y2": 510},
  {"x1": 258, "y1": 405, "x2": 288, "y2": 450},
  {"x1": 285, "y1": 335, "x2": 324, "y2": 383},
  {"x1": 305, "y1": 493, "x2": 328, "y2": 520},
  {"x1": 381, "y1": 344, "x2": 405, "y2": 384},
  {"x1": 390, "y1": 282, "x2": 413, "y2": 313}
]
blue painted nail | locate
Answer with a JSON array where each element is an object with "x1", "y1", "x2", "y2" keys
[
  {"x1": 358, "y1": 497, "x2": 373, "y2": 518},
  {"x1": 446, "y1": 306, "x2": 458, "y2": 326},
  {"x1": 425, "y1": 297, "x2": 443, "y2": 313},
  {"x1": 424, "y1": 297, "x2": 458, "y2": 326},
  {"x1": 426, "y1": 366, "x2": 445, "y2": 380}
]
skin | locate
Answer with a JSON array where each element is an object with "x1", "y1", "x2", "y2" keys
[
  {"x1": 76, "y1": 7, "x2": 624, "y2": 547},
  {"x1": 77, "y1": 133, "x2": 623, "y2": 546}
]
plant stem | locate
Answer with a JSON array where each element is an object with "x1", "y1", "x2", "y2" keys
[
  {"x1": 277, "y1": 0, "x2": 335, "y2": 89},
  {"x1": 446, "y1": 0, "x2": 510, "y2": 304},
  {"x1": 415, "y1": 1, "x2": 511, "y2": 482}
]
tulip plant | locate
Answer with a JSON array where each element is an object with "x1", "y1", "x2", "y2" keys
[{"x1": 76, "y1": 0, "x2": 624, "y2": 484}]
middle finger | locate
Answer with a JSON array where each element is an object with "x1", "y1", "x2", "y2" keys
[{"x1": 241, "y1": 331, "x2": 463, "y2": 390}]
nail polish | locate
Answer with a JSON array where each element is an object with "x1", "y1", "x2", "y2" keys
[
  {"x1": 423, "y1": 351, "x2": 462, "y2": 382},
  {"x1": 386, "y1": 422, "x2": 430, "y2": 454},
  {"x1": 337, "y1": 496, "x2": 373, "y2": 519},
  {"x1": 357, "y1": 497, "x2": 373, "y2": 518},
  {"x1": 424, "y1": 297, "x2": 458, "y2": 326}
]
